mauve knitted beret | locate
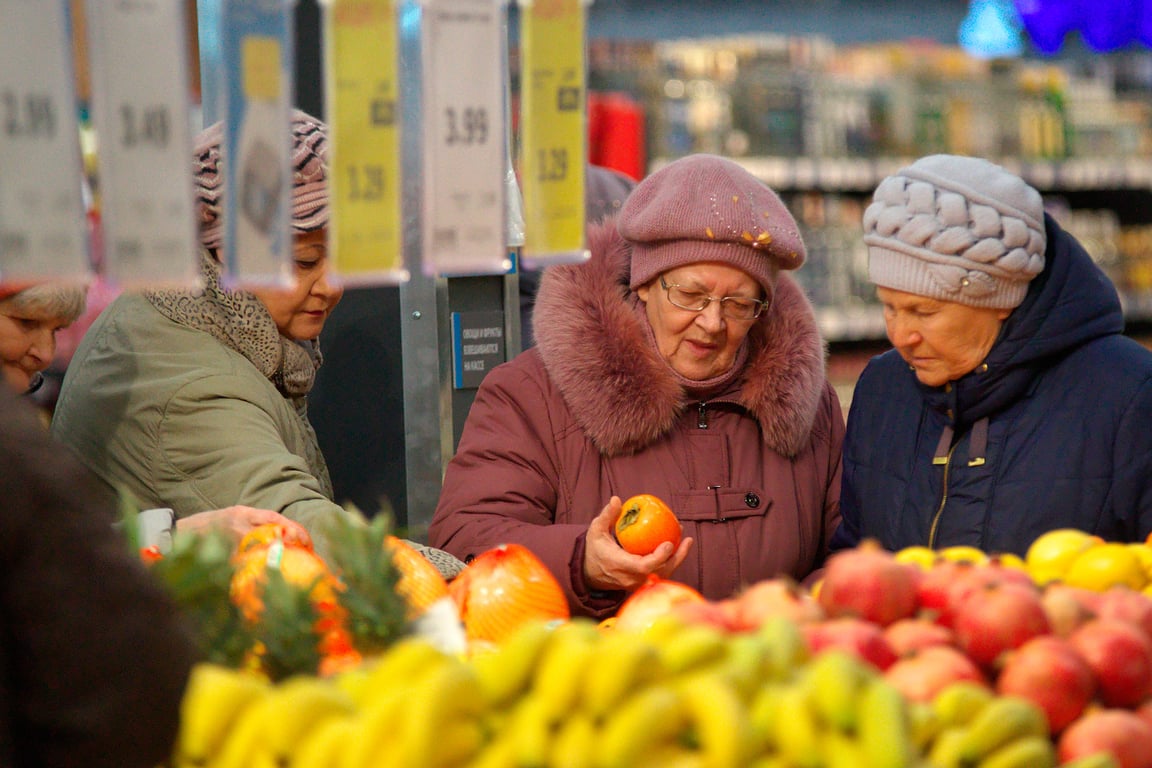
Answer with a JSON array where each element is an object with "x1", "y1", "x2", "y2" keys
[
  {"x1": 863, "y1": 154, "x2": 1046, "y2": 310},
  {"x1": 619, "y1": 154, "x2": 805, "y2": 299},
  {"x1": 193, "y1": 109, "x2": 329, "y2": 252}
]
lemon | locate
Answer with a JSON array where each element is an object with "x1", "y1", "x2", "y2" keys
[
  {"x1": 1063, "y1": 543, "x2": 1148, "y2": 592},
  {"x1": 937, "y1": 545, "x2": 988, "y2": 565},
  {"x1": 989, "y1": 552, "x2": 1028, "y2": 572},
  {"x1": 1128, "y1": 543, "x2": 1152, "y2": 582},
  {"x1": 894, "y1": 545, "x2": 939, "y2": 571},
  {"x1": 1024, "y1": 528, "x2": 1103, "y2": 585}
]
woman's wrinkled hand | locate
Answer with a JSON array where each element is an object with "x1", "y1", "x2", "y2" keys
[
  {"x1": 583, "y1": 495, "x2": 693, "y2": 592},
  {"x1": 175, "y1": 505, "x2": 312, "y2": 549}
]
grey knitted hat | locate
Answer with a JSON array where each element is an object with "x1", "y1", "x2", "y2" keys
[
  {"x1": 863, "y1": 155, "x2": 1046, "y2": 309},
  {"x1": 619, "y1": 154, "x2": 805, "y2": 299}
]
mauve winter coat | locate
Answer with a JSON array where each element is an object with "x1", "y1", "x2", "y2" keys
[{"x1": 429, "y1": 220, "x2": 843, "y2": 617}]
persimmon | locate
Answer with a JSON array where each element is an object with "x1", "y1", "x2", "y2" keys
[{"x1": 614, "y1": 494, "x2": 682, "y2": 556}]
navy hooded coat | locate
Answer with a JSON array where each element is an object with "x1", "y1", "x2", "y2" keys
[{"x1": 833, "y1": 214, "x2": 1152, "y2": 555}]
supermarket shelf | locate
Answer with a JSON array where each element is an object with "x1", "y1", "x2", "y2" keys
[{"x1": 652, "y1": 156, "x2": 1152, "y2": 193}]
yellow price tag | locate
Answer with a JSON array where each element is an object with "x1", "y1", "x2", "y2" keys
[
  {"x1": 241, "y1": 36, "x2": 282, "y2": 101},
  {"x1": 519, "y1": 0, "x2": 587, "y2": 262},
  {"x1": 323, "y1": 0, "x2": 406, "y2": 282}
]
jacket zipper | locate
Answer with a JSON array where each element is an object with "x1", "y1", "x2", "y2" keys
[
  {"x1": 697, "y1": 402, "x2": 708, "y2": 429},
  {"x1": 927, "y1": 442, "x2": 958, "y2": 549}
]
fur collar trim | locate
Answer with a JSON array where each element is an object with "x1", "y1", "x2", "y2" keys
[{"x1": 533, "y1": 218, "x2": 827, "y2": 457}]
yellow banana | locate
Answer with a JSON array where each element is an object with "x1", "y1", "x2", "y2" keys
[
  {"x1": 361, "y1": 635, "x2": 450, "y2": 695},
  {"x1": 340, "y1": 685, "x2": 408, "y2": 768},
  {"x1": 676, "y1": 671, "x2": 751, "y2": 768},
  {"x1": 770, "y1": 683, "x2": 823, "y2": 768},
  {"x1": 174, "y1": 663, "x2": 270, "y2": 766},
  {"x1": 396, "y1": 659, "x2": 487, "y2": 767},
  {"x1": 596, "y1": 683, "x2": 688, "y2": 768},
  {"x1": 507, "y1": 691, "x2": 554, "y2": 768},
  {"x1": 856, "y1": 677, "x2": 914, "y2": 768},
  {"x1": 706, "y1": 632, "x2": 771, "y2": 701},
  {"x1": 468, "y1": 732, "x2": 518, "y2": 768},
  {"x1": 656, "y1": 623, "x2": 728, "y2": 677},
  {"x1": 908, "y1": 699, "x2": 942, "y2": 752},
  {"x1": 756, "y1": 615, "x2": 810, "y2": 681},
  {"x1": 926, "y1": 726, "x2": 968, "y2": 768},
  {"x1": 471, "y1": 619, "x2": 555, "y2": 709},
  {"x1": 931, "y1": 681, "x2": 995, "y2": 729},
  {"x1": 288, "y1": 714, "x2": 356, "y2": 768},
  {"x1": 954, "y1": 696, "x2": 1048, "y2": 765},
  {"x1": 747, "y1": 681, "x2": 786, "y2": 758},
  {"x1": 976, "y1": 735, "x2": 1056, "y2": 768},
  {"x1": 820, "y1": 729, "x2": 866, "y2": 768},
  {"x1": 582, "y1": 630, "x2": 662, "y2": 720},
  {"x1": 548, "y1": 711, "x2": 598, "y2": 768},
  {"x1": 800, "y1": 649, "x2": 869, "y2": 733},
  {"x1": 260, "y1": 675, "x2": 357, "y2": 765},
  {"x1": 632, "y1": 745, "x2": 708, "y2": 768},
  {"x1": 209, "y1": 693, "x2": 279, "y2": 768},
  {"x1": 532, "y1": 620, "x2": 600, "y2": 721}
]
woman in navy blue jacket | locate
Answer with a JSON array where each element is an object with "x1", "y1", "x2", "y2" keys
[{"x1": 833, "y1": 154, "x2": 1152, "y2": 556}]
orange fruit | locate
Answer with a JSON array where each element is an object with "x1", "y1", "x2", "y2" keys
[
  {"x1": 237, "y1": 521, "x2": 312, "y2": 556},
  {"x1": 230, "y1": 541, "x2": 340, "y2": 622},
  {"x1": 614, "y1": 494, "x2": 682, "y2": 556},
  {"x1": 384, "y1": 536, "x2": 450, "y2": 619}
]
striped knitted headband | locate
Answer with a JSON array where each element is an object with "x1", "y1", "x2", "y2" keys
[{"x1": 194, "y1": 108, "x2": 329, "y2": 253}]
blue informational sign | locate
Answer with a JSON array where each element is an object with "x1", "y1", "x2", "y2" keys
[
  {"x1": 220, "y1": 0, "x2": 295, "y2": 284},
  {"x1": 1014, "y1": 0, "x2": 1152, "y2": 53}
]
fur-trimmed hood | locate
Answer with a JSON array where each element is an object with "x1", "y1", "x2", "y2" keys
[{"x1": 533, "y1": 217, "x2": 828, "y2": 458}]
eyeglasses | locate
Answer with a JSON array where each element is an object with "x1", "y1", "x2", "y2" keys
[{"x1": 659, "y1": 275, "x2": 768, "y2": 320}]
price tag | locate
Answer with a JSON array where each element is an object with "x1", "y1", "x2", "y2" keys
[
  {"x1": 518, "y1": 0, "x2": 588, "y2": 268},
  {"x1": 420, "y1": 0, "x2": 509, "y2": 276},
  {"x1": 0, "y1": 0, "x2": 89, "y2": 282},
  {"x1": 321, "y1": 0, "x2": 407, "y2": 284},
  {"x1": 220, "y1": 0, "x2": 296, "y2": 285},
  {"x1": 86, "y1": 0, "x2": 199, "y2": 287}
]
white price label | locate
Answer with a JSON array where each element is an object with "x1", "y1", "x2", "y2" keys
[
  {"x1": 420, "y1": 0, "x2": 508, "y2": 276},
  {"x1": 86, "y1": 0, "x2": 198, "y2": 287},
  {"x1": 0, "y1": 0, "x2": 89, "y2": 282},
  {"x1": 220, "y1": 0, "x2": 296, "y2": 286}
]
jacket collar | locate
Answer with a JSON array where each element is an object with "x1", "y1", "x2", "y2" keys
[{"x1": 532, "y1": 218, "x2": 828, "y2": 458}]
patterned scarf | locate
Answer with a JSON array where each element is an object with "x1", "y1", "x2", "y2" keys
[{"x1": 144, "y1": 251, "x2": 321, "y2": 399}]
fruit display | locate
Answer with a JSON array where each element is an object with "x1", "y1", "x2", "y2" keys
[{"x1": 152, "y1": 511, "x2": 1152, "y2": 768}]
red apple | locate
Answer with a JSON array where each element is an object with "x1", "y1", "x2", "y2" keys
[
  {"x1": 1096, "y1": 587, "x2": 1152, "y2": 640},
  {"x1": 1042, "y1": 582, "x2": 1102, "y2": 637},
  {"x1": 883, "y1": 645, "x2": 988, "y2": 702},
  {"x1": 996, "y1": 635, "x2": 1096, "y2": 733},
  {"x1": 818, "y1": 541, "x2": 920, "y2": 626},
  {"x1": 730, "y1": 578, "x2": 826, "y2": 630},
  {"x1": 802, "y1": 617, "x2": 898, "y2": 671},
  {"x1": 1136, "y1": 699, "x2": 1152, "y2": 732},
  {"x1": 952, "y1": 581, "x2": 1051, "y2": 669},
  {"x1": 883, "y1": 617, "x2": 956, "y2": 657},
  {"x1": 671, "y1": 599, "x2": 743, "y2": 633},
  {"x1": 1058, "y1": 709, "x2": 1152, "y2": 768},
  {"x1": 1070, "y1": 619, "x2": 1152, "y2": 708}
]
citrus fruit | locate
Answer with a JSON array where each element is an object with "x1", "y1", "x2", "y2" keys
[
  {"x1": 1128, "y1": 543, "x2": 1152, "y2": 582},
  {"x1": 614, "y1": 494, "x2": 682, "y2": 556},
  {"x1": 894, "y1": 545, "x2": 939, "y2": 570},
  {"x1": 937, "y1": 545, "x2": 988, "y2": 565},
  {"x1": 989, "y1": 552, "x2": 1029, "y2": 572},
  {"x1": 1025, "y1": 528, "x2": 1104, "y2": 585},
  {"x1": 1063, "y1": 543, "x2": 1148, "y2": 592}
]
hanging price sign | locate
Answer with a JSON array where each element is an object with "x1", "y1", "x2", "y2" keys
[
  {"x1": 518, "y1": 0, "x2": 588, "y2": 268},
  {"x1": 321, "y1": 0, "x2": 407, "y2": 284},
  {"x1": 0, "y1": 0, "x2": 89, "y2": 283},
  {"x1": 86, "y1": 0, "x2": 199, "y2": 287},
  {"x1": 420, "y1": 0, "x2": 509, "y2": 276},
  {"x1": 220, "y1": 0, "x2": 296, "y2": 285}
]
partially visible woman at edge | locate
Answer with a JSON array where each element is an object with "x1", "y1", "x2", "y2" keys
[
  {"x1": 51, "y1": 109, "x2": 462, "y2": 575},
  {"x1": 430, "y1": 154, "x2": 843, "y2": 618},
  {"x1": 1, "y1": 279, "x2": 307, "y2": 551},
  {"x1": 833, "y1": 154, "x2": 1152, "y2": 554}
]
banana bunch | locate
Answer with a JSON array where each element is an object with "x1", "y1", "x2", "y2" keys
[{"x1": 924, "y1": 684, "x2": 1056, "y2": 768}]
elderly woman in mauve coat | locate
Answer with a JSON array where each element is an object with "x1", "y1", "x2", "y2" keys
[
  {"x1": 430, "y1": 154, "x2": 844, "y2": 618},
  {"x1": 832, "y1": 154, "x2": 1152, "y2": 556}
]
